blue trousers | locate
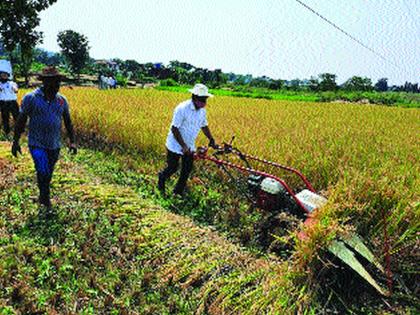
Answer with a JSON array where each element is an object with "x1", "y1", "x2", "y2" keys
[{"x1": 29, "y1": 146, "x2": 60, "y2": 206}]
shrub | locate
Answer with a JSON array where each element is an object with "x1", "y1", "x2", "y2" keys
[{"x1": 160, "y1": 78, "x2": 179, "y2": 87}]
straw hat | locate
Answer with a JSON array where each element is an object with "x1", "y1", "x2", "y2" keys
[
  {"x1": 37, "y1": 66, "x2": 66, "y2": 80},
  {"x1": 188, "y1": 83, "x2": 213, "y2": 97}
]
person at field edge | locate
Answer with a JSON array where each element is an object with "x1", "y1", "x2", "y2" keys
[
  {"x1": 11, "y1": 66, "x2": 77, "y2": 214},
  {"x1": 158, "y1": 83, "x2": 217, "y2": 196},
  {"x1": 0, "y1": 70, "x2": 19, "y2": 136}
]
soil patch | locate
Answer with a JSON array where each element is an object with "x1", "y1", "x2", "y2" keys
[{"x1": 0, "y1": 157, "x2": 15, "y2": 189}]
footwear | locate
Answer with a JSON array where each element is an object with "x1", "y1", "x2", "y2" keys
[
  {"x1": 38, "y1": 204, "x2": 56, "y2": 220},
  {"x1": 172, "y1": 188, "x2": 185, "y2": 198},
  {"x1": 173, "y1": 184, "x2": 190, "y2": 197},
  {"x1": 45, "y1": 206, "x2": 57, "y2": 219},
  {"x1": 39, "y1": 196, "x2": 52, "y2": 209}
]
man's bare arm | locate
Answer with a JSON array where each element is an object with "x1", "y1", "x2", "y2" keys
[
  {"x1": 202, "y1": 126, "x2": 216, "y2": 147},
  {"x1": 63, "y1": 110, "x2": 76, "y2": 144},
  {"x1": 63, "y1": 110, "x2": 77, "y2": 154},
  {"x1": 11, "y1": 113, "x2": 27, "y2": 157},
  {"x1": 172, "y1": 126, "x2": 190, "y2": 154},
  {"x1": 13, "y1": 113, "x2": 28, "y2": 143}
]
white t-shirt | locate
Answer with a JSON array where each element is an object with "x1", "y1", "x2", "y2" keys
[
  {"x1": 166, "y1": 99, "x2": 208, "y2": 155},
  {"x1": 0, "y1": 81, "x2": 18, "y2": 101}
]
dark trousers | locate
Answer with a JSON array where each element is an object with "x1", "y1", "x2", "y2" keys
[
  {"x1": 29, "y1": 146, "x2": 60, "y2": 207},
  {"x1": 159, "y1": 149, "x2": 194, "y2": 194},
  {"x1": 0, "y1": 100, "x2": 19, "y2": 134}
]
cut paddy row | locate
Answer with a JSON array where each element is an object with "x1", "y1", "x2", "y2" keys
[{"x1": 0, "y1": 143, "x2": 304, "y2": 314}]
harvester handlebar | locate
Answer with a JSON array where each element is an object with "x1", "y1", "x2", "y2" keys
[
  {"x1": 196, "y1": 135, "x2": 242, "y2": 158},
  {"x1": 195, "y1": 142, "x2": 237, "y2": 159}
]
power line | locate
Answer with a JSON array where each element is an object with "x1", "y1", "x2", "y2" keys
[{"x1": 293, "y1": 0, "x2": 399, "y2": 68}]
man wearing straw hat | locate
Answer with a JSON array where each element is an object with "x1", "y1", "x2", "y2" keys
[
  {"x1": 158, "y1": 83, "x2": 217, "y2": 196},
  {"x1": 11, "y1": 66, "x2": 77, "y2": 214}
]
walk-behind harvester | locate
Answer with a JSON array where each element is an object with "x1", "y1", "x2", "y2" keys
[{"x1": 194, "y1": 137, "x2": 391, "y2": 296}]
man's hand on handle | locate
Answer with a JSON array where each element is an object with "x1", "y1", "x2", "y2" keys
[{"x1": 208, "y1": 137, "x2": 218, "y2": 149}]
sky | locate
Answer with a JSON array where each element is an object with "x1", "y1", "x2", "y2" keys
[{"x1": 38, "y1": 0, "x2": 419, "y2": 85}]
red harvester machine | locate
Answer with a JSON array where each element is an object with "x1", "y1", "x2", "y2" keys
[{"x1": 195, "y1": 137, "x2": 392, "y2": 296}]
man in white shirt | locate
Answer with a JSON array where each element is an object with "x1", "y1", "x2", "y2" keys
[
  {"x1": 0, "y1": 71, "x2": 19, "y2": 135},
  {"x1": 159, "y1": 83, "x2": 217, "y2": 196}
]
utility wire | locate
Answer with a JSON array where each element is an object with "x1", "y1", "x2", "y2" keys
[{"x1": 293, "y1": 0, "x2": 399, "y2": 68}]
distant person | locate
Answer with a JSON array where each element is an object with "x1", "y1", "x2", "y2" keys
[
  {"x1": 110, "y1": 75, "x2": 117, "y2": 89},
  {"x1": 98, "y1": 73, "x2": 103, "y2": 89},
  {"x1": 158, "y1": 83, "x2": 217, "y2": 196},
  {"x1": 107, "y1": 75, "x2": 115, "y2": 89},
  {"x1": 108, "y1": 75, "x2": 115, "y2": 89},
  {"x1": 12, "y1": 66, "x2": 77, "y2": 215},
  {"x1": 102, "y1": 74, "x2": 109, "y2": 89},
  {"x1": 100, "y1": 74, "x2": 108, "y2": 89},
  {"x1": 0, "y1": 70, "x2": 19, "y2": 136}
]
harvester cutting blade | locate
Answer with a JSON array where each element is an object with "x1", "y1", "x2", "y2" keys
[
  {"x1": 328, "y1": 236, "x2": 390, "y2": 296},
  {"x1": 342, "y1": 234, "x2": 385, "y2": 274}
]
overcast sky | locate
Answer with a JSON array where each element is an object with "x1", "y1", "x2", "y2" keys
[{"x1": 38, "y1": 0, "x2": 419, "y2": 85}]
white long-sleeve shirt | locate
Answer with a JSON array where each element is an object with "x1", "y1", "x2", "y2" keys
[
  {"x1": 166, "y1": 100, "x2": 208, "y2": 155},
  {"x1": 0, "y1": 81, "x2": 18, "y2": 101}
]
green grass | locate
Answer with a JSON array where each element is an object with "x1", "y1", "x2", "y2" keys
[
  {"x1": 156, "y1": 85, "x2": 420, "y2": 107},
  {"x1": 157, "y1": 85, "x2": 319, "y2": 102}
]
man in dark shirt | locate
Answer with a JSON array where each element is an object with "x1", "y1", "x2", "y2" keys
[{"x1": 12, "y1": 66, "x2": 77, "y2": 213}]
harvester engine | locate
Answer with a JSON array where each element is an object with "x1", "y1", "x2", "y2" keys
[{"x1": 248, "y1": 175, "x2": 299, "y2": 214}]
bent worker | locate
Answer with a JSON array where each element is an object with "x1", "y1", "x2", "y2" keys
[
  {"x1": 11, "y1": 66, "x2": 77, "y2": 213},
  {"x1": 0, "y1": 70, "x2": 19, "y2": 136},
  {"x1": 158, "y1": 83, "x2": 217, "y2": 196}
]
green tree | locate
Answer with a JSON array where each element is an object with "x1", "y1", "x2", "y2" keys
[
  {"x1": 308, "y1": 76, "x2": 319, "y2": 91},
  {"x1": 121, "y1": 59, "x2": 142, "y2": 75},
  {"x1": 33, "y1": 48, "x2": 63, "y2": 66},
  {"x1": 318, "y1": 73, "x2": 337, "y2": 91},
  {"x1": 209, "y1": 69, "x2": 227, "y2": 88},
  {"x1": 374, "y1": 78, "x2": 388, "y2": 92},
  {"x1": 234, "y1": 74, "x2": 252, "y2": 85},
  {"x1": 0, "y1": 39, "x2": 6, "y2": 56},
  {"x1": 168, "y1": 60, "x2": 190, "y2": 84},
  {"x1": 402, "y1": 81, "x2": 419, "y2": 93},
  {"x1": 343, "y1": 76, "x2": 373, "y2": 92},
  {"x1": 289, "y1": 79, "x2": 301, "y2": 91},
  {"x1": 250, "y1": 76, "x2": 271, "y2": 88},
  {"x1": 57, "y1": 30, "x2": 90, "y2": 81},
  {"x1": 0, "y1": 0, "x2": 58, "y2": 85},
  {"x1": 268, "y1": 79, "x2": 284, "y2": 90}
]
